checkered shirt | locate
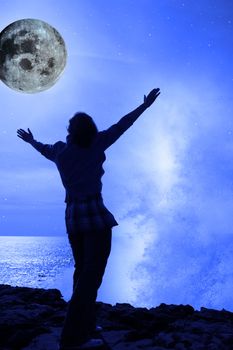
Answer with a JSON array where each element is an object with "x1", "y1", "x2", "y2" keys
[{"x1": 65, "y1": 194, "x2": 118, "y2": 233}]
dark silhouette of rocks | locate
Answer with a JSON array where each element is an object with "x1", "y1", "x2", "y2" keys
[{"x1": 0, "y1": 284, "x2": 233, "y2": 350}]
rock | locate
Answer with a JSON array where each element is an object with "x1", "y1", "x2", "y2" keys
[
  {"x1": 1, "y1": 284, "x2": 233, "y2": 349},
  {"x1": 21, "y1": 327, "x2": 61, "y2": 350},
  {"x1": 0, "y1": 285, "x2": 67, "y2": 350}
]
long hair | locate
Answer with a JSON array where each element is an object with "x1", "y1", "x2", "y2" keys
[{"x1": 67, "y1": 112, "x2": 98, "y2": 148}]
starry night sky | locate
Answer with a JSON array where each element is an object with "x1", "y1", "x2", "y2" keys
[{"x1": 1, "y1": 0, "x2": 233, "y2": 310}]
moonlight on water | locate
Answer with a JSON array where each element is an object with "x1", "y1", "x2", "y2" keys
[{"x1": 0, "y1": 19, "x2": 67, "y2": 93}]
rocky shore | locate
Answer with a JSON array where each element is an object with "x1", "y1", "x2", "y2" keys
[{"x1": 1, "y1": 284, "x2": 233, "y2": 350}]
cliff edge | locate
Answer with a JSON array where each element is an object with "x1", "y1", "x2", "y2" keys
[{"x1": 0, "y1": 284, "x2": 233, "y2": 350}]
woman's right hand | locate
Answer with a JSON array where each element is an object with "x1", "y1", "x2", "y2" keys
[{"x1": 17, "y1": 128, "x2": 34, "y2": 143}]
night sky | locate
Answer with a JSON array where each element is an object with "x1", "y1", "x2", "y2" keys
[{"x1": 1, "y1": 0, "x2": 233, "y2": 310}]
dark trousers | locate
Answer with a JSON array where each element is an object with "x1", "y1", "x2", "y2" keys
[{"x1": 60, "y1": 228, "x2": 112, "y2": 346}]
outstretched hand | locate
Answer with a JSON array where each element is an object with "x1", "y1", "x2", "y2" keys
[
  {"x1": 17, "y1": 128, "x2": 34, "y2": 143},
  {"x1": 144, "y1": 88, "x2": 160, "y2": 108}
]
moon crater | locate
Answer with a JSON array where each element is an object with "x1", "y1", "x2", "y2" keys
[{"x1": 20, "y1": 58, "x2": 33, "y2": 71}]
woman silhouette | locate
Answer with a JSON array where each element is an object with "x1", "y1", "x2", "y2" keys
[{"x1": 17, "y1": 88, "x2": 160, "y2": 350}]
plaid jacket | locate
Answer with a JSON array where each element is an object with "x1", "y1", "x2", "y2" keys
[{"x1": 65, "y1": 193, "x2": 118, "y2": 233}]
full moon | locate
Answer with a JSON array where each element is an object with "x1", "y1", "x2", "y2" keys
[{"x1": 0, "y1": 19, "x2": 67, "y2": 93}]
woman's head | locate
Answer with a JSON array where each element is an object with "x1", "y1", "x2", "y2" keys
[{"x1": 67, "y1": 112, "x2": 98, "y2": 147}]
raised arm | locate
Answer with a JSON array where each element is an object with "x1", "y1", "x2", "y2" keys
[
  {"x1": 17, "y1": 128, "x2": 63, "y2": 161},
  {"x1": 100, "y1": 88, "x2": 160, "y2": 149}
]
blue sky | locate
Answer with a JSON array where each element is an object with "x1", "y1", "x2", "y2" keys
[{"x1": 1, "y1": 0, "x2": 233, "y2": 310}]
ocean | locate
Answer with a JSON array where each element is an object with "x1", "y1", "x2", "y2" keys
[
  {"x1": 0, "y1": 236, "x2": 74, "y2": 300},
  {"x1": 1, "y1": 235, "x2": 233, "y2": 311},
  {"x1": 0, "y1": 235, "x2": 139, "y2": 305}
]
